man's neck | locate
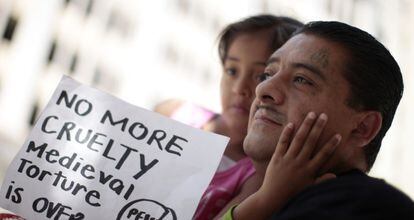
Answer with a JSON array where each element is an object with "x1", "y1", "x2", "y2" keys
[
  {"x1": 251, "y1": 160, "x2": 268, "y2": 180},
  {"x1": 323, "y1": 149, "x2": 368, "y2": 175}
]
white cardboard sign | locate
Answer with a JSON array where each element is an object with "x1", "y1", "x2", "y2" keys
[{"x1": 0, "y1": 76, "x2": 228, "y2": 220}]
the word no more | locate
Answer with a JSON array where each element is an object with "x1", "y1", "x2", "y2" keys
[{"x1": 55, "y1": 90, "x2": 188, "y2": 157}]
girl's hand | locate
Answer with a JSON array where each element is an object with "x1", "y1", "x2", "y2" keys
[
  {"x1": 259, "y1": 112, "x2": 341, "y2": 209},
  {"x1": 232, "y1": 112, "x2": 341, "y2": 220}
]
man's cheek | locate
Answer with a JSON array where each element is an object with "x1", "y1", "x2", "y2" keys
[{"x1": 291, "y1": 113, "x2": 308, "y2": 132}]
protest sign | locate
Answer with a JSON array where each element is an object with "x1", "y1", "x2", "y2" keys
[{"x1": 0, "y1": 75, "x2": 229, "y2": 219}]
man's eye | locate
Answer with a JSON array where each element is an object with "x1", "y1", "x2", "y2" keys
[
  {"x1": 225, "y1": 68, "x2": 237, "y2": 76},
  {"x1": 258, "y1": 72, "x2": 272, "y2": 82},
  {"x1": 293, "y1": 76, "x2": 312, "y2": 85}
]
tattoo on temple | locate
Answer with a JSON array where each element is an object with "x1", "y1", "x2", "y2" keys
[{"x1": 310, "y1": 49, "x2": 329, "y2": 68}]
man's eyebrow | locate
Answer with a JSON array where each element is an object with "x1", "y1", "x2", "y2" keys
[
  {"x1": 292, "y1": 62, "x2": 326, "y2": 81},
  {"x1": 266, "y1": 57, "x2": 279, "y2": 66}
]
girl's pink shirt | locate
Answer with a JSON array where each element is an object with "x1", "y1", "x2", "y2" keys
[
  {"x1": 192, "y1": 157, "x2": 255, "y2": 220},
  {"x1": 170, "y1": 102, "x2": 255, "y2": 220}
]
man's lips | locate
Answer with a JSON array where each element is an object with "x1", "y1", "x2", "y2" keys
[{"x1": 253, "y1": 106, "x2": 286, "y2": 126}]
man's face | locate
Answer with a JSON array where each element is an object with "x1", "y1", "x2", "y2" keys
[{"x1": 244, "y1": 33, "x2": 359, "y2": 165}]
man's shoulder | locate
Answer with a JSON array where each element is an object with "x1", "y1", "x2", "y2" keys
[
  {"x1": 272, "y1": 170, "x2": 414, "y2": 220},
  {"x1": 323, "y1": 170, "x2": 409, "y2": 198},
  {"x1": 299, "y1": 169, "x2": 414, "y2": 206}
]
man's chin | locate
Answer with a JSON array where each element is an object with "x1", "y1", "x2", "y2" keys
[{"x1": 243, "y1": 133, "x2": 276, "y2": 162}]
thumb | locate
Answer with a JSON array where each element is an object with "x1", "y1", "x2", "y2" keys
[{"x1": 314, "y1": 173, "x2": 336, "y2": 184}]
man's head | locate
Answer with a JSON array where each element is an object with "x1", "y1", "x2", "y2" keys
[{"x1": 243, "y1": 21, "x2": 403, "y2": 172}]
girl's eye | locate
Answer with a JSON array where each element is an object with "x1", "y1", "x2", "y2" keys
[
  {"x1": 225, "y1": 68, "x2": 237, "y2": 76},
  {"x1": 293, "y1": 76, "x2": 312, "y2": 85},
  {"x1": 258, "y1": 72, "x2": 272, "y2": 82}
]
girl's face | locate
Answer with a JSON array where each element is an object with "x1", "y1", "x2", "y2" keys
[{"x1": 220, "y1": 31, "x2": 274, "y2": 137}]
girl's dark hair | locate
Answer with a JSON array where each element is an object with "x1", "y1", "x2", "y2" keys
[{"x1": 218, "y1": 14, "x2": 303, "y2": 64}]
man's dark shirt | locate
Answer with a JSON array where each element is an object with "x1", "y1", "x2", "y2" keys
[{"x1": 271, "y1": 170, "x2": 414, "y2": 220}]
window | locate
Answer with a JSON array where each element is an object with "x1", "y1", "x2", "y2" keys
[
  {"x1": 47, "y1": 40, "x2": 57, "y2": 63},
  {"x1": 2, "y1": 15, "x2": 18, "y2": 41},
  {"x1": 69, "y1": 53, "x2": 78, "y2": 74},
  {"x1": 85, "y1": 0, "x2": 94, "y2": 16},
  {"x1": 28, "y1": 101, "x2": 40, "y2": 126}
]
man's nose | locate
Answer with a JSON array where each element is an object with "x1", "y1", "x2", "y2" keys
[{"x1": 255, "y1": 74, "x2": 285, "y2": 105}]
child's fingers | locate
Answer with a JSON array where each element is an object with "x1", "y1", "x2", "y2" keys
[
  {"x1": 274, "y1": 122, "x2": 294, "y2": 157},
  {"x1": 286, "y1": 112, "x2": 317, "y2": 158},
  {"x1": 310, "y1": 134, "x2": 341, "y2": 169},
  {"x1": 298, "y1": 113, "x2": 328, "y2": 160}
]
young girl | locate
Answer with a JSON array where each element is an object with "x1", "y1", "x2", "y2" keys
[{"x1": 155, "y1": 14, "x2": 303, "y2": 219}]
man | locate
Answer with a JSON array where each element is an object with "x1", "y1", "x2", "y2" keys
[{"x1": 222, "y1": 21, "x2": 414, "y2": 219}]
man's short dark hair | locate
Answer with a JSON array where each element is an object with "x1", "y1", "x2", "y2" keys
[
  {"x1": 218, "y1": 14, "x2": 303, "y2": 64},
  {"x1": 294, "y1": 21, "x2": 404, "y2": 171}
]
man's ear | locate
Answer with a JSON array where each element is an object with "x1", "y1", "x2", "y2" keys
[{"x1": 351, "y1": 111, "x2": 382, "y2": 148}]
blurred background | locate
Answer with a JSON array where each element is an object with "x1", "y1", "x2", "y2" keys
[{"x1": 0, "y1": 0, "x2": 413, "y2": 207}]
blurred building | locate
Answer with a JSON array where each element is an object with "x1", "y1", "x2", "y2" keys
[
  {"x1": 0, "y1": 0, "x2": 413, "y2": 204},
  {"x1": 0, "y1": 0, "x2": 264, "y2": 183}
]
